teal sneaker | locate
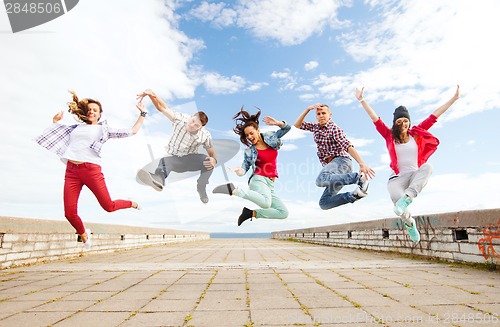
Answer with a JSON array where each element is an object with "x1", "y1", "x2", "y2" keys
[
  {"x1": 394, "y1": 195, "x2": 413, "y2": 216},
  {"x1": 404, "y1": 217, "x2": 420, "y2": 243}
]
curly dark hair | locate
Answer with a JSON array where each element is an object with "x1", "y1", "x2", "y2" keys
[
  {"x1": 233, "y1": 106, "x2": 261, "y2": 146},
  {"x1": 67, "y1": 90, "x2": 102, "y2": 124}
]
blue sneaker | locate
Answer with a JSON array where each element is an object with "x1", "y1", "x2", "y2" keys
[
  {"x1": 404, "y1": 217, "x2": 420, "y2": 243},
  {"x1": 394, "y1": 195, "x2": 412, "y2": 216}
]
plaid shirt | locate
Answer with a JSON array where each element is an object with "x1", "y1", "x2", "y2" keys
[
  {"x1": 300, "y1": 120, "x2": 352, "y2": 166},
  {"x1": 165, "y1": 111, "x2": 212, "y2": 157},
  {"x1": 35, "y1": 120, "x2": 132, "y2": 159}
]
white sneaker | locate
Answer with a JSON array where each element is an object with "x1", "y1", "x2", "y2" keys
[
  {"x1": 353, "y1": 187, "x2": 368, "y2": 200},
  {"x1": 357, "y1": 172, "x2": 369, "y2": 193},
  {"x1": 132, "y1": 201, "x2": 142, "y2": 210},
  {"x1": 82, "y1": 229, "x2": 92, "y2": 252}
]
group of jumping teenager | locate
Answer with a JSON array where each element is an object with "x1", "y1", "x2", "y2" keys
[{"x1": 35, "y1": 86, "x2": 460, "y2": 250}]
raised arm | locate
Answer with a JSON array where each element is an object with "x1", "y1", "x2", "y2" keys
[
  {"x1": 137, "y1": 89, "x2": 175, "y2": 121},
  {"x1": 432, "y1": 85, "x2": 460, "y2": 118},
  {"x1": 355, "y1": 87, "x2": 379, "y2": 123},
  {"x1": 130, "y1": 101, "x2": 147, "y2": 135},
  {"x1": 294, "y1": 105, "x2": 317, "y2": 128},
  {"x1": 263, "y1": 116, "x2": 284, "y2": 128}
]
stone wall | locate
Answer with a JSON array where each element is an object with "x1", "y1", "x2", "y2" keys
[
  {"x1": 0, "y1": 216, "x2": 209, "y2": 269},
  {"x1": 272, "y1": 208, "x2": 500, "y2": 266}
]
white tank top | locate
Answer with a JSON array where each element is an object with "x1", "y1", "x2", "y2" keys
[
  {"x1": 62, "y1": 124, "x2": 103, "y2": 165},
  {"x1": 395, "y1": 136, "x2": 418, "y2": 174}
]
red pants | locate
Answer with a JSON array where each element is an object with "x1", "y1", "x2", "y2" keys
[{"x1": 64, "y1": 162, "x2": 132, "y2": 235}]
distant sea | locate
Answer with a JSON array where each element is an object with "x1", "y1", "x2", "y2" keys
[{"x1": 210, "y1": 232, "x2": 271, "y2": 239}]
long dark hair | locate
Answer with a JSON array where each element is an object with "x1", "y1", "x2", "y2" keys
[
  {"x1": 67, "y1": 90, "x2": 103, "y2": 124},
  {"x1": 391, "y1": 121, "x2": 412, "y2": 143},
  {"x1": 233, "y1": 107, "x2": 261, "y2": 146}
]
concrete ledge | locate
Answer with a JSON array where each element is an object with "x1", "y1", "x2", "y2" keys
[
  {"x1": 0, "y1": 216, "x2": 209, "y2": 269},
  {"x1": 272, "y1": 208, "x2": 500, "y2": 266}
]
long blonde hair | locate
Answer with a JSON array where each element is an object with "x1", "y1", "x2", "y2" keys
[{"x1": 67, "y1": 90, "x2": 102, "y2": 124}]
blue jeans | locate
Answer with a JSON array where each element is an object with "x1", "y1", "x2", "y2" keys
[{"x1": 316, "y1": 157, "x2": 359, "y2": 210}]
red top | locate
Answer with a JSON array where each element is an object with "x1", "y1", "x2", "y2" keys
[{"x1": 254, "y1": 147, "x2": 278, "y2": 178}]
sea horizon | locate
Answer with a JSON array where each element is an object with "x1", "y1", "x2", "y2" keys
[{"x1": 210, "y1": 232, "x2": 272, "y2": 239}]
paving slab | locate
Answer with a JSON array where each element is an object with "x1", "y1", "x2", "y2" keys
[{"x1": 0, "y1": 239, "x2": 499, "y2": 326}]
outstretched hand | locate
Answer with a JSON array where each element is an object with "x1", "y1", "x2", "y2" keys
[
  {"x1": 453, "y1": 85, "x2": 460, "y2": 100},
  {"x1": 355, "y1": 87, "x2": 365, "y2": 101},
  {"x1": 52, "y1": 111, "x2": 64, "y2": 123},
  {"x1": 306, "y1": 103, "x2": 325, "y2": 112},
  {"x1": 229, "y1": 166, "x2": 245, "y2": 176},
  {"x1": 136, "y1": 101, "x2": 146, "y2": 114},
  {"x1": 359, "y1": 162, "x2": 376, "y2": 180},
  {"x1": 262, "y1": 116, "x2": 281, "y2": 126},
  {"x1": 136, "y1": 89, "x2": 155, "y2": 103}
]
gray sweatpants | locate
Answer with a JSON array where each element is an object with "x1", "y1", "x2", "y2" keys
[{"x1": 387, "y1": 163, "x2": 433, "y2": 204}]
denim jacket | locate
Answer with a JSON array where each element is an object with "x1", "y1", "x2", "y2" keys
[{"x1": 241, "y1": 121, "x2": 291, "y2": 175}]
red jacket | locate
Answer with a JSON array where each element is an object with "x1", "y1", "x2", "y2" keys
[{"x1": 374, "y1": 114, "x2": 440, "y2": 175}]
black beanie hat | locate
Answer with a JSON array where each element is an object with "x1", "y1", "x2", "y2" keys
[{"x1": 393, "y1": 105, "x2": 410, "y2": 123}]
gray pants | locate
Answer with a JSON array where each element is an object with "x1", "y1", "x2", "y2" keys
[
  {"x1": 155, "y1": 154, "x2": 213, "y2": 187},
  {"x1": 387, "y1": 163, "x2": 432, "y2": 204}
]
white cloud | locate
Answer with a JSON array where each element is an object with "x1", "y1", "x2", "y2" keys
[
  {"x1": 271, "y1": 69, "x2": 298, "y2": 91},
  {"x1": 189, "y1": 1, "x2": 237, "y2": 27},
  {"x1": 189, "y1": 2, "x2": 226, "y2": 22},
  {"x1": 246, "y1": 82, "x2": 269, "y2": 92},
  {"x1": 235, "y1": 0, "x2": 350, "y2": 46},
  {"x1": 202, "y1": 72, "x2": 247, "y2": 94},
  {"x1": 304, "y1": 60, "x2": 319, "y2": 71},
  {"x1": 281, "y1": 126, "x2": 309, "y2": 141},
  {"x1": 347, "y1": 136, "x2": 374, "y2": 148},
  {"x1": 189, "y1": 0, "x2": 352, "y2": 46},
  {"x1": 296, "y1": 85, "x2": 313, "y2": 92},
  {"x1": 414, "y1": 173, "x2": 500, "y2": 213},
  {"x1": 335, "y1": 0, "x2": 500, "y2": 121},
  {"x1": 299, "y1": 93, "x2": 319, "y2": 102},
  {"x1": 271, "y1": 70, "x2": 292, "y2": 80}
]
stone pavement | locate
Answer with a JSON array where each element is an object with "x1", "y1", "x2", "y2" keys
[{"x1": 0, "y1": 239, "x2": 499, "y2": 327}]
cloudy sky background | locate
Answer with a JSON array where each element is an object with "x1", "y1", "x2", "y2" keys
[{"x1": 1, "y1": 0, "x2": 499, "y2": 234}]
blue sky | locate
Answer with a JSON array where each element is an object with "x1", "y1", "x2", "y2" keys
[{"x1": 1, "y1": 0, "x2": 499, "y2": 234}]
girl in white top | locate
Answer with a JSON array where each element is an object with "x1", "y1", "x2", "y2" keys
[{"x1": 36, "y1": 91, "x2": 147, "y2": 251}]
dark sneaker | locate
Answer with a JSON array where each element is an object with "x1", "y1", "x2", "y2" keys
[
  {"x1": 238, "y1": 207, "x2": 253, "y2": 226},
  {"x1": 137, "y1": 169, "x2": 163, "y2": 192},
  {"x1": 197, "y1": 184, "x2": 209, "y2": 204},
  {"x1": 403, "y1": 216, "x2": 420, "y2": 243},
  {"x1": 357, "y1": 172, "x2": 369, "y2": 193},
  {"x1": 394, "y1": 195, "x2": 413, "y2": 216},
  {"x1": 212, "y1": 183, "x2": 235, "y2": 196}
]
